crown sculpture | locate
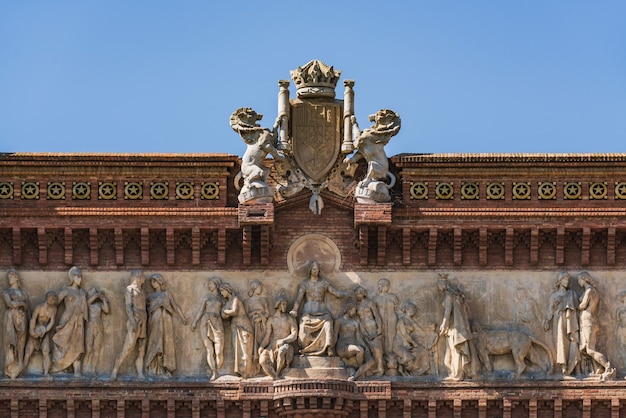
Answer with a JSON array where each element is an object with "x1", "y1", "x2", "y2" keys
[{"x1": 230, "y1": 60, "x2": 401, "y2": 214}]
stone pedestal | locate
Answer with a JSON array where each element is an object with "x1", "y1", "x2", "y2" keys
[{"x1": 284, "y1": 355, "x2": 348, "y2": 380}]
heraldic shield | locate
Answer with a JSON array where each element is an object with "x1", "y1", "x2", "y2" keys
[{"x1": 291, "y1": 101, "x2": 342, "y2": 184}]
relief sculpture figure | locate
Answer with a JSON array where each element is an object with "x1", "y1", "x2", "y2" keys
[
  {"x1": 230, "y1": 107, "x2": 284, "y2": 204},
  {"x1": 111, "y1": 269, "x2": 147, "y2": 380},
  {"x1": 354, "y1": 285, "x2": 385, "y2": 377},
  {"x1": 577, "y1": 272, "x2": 614, "y2": 379},
  {"x1": 375, "y1": 278, "x2": 399, "y2": 373},
  {"x1": 246, "y1": 280, "x2": 269, "y2": 374},
  {"x1": 23, "y1": 291, "x2": 57, "y2": 376},
  {"x1": 332, "y1": 299, "x2": 374, "y2": 381},
  {"x1": 191, "y1": 277, "x2": 224, "y2": 380},
  {"x1": 543, "y1": 271, "x2": 580, "y2": 377},
  {"x1": 3, "y1": 269, "x2": 29, "y2": 379},
  {"x1": 437, "y1": 273, "x2": 478, "y2": 380},
  {"x1": 51, "y1": 266, "x2": 88, "y2": 376},
  {"x1": 393, "y1": 301, "x2": 431, "y2": 376},
  {"x1": 289, "y1": 261, "x2": 347, "y2": 356},
  {"x1": 145, "y1": 274, "x2": 188, "y2": 377},
  {"x1": 83, "y1": 288, "x2": 110, "y2": 374},
  {"x1": 220, "y1": 283, "x2": 254, "y2": 378},
  {"x1": 258, "y1": 291, "x2": 297, "y2": 380},
  {"x1": 344, "y1": 109, "x2": 401, "y2": 203},
  {"x1": 616, "y1": 291, "x2": 626, "y2": 370}
]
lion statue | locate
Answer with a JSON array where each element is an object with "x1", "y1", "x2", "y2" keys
[
  {"x1": 230, "y1": 107, "x2": 284, "y2": 204},
  {"x1": 344, "y1": 109, "x2": 401, "y2": 203}
]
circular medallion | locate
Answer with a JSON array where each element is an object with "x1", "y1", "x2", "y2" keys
[
  {"x1": 150, "y1": 182, "x2": 169, "y2": 200},
  {"x1": 409, "y1": 182, "x2": 428, "y2": 200},
  {"x1": 461, "y1": 182, "x2": 479, "y2": 200},
  {"x1": 615, "y1": 182, "x2": 626, "y2": 200},
  {"x1": 287, "y1": 234, "x2": 341, "y2": 276},
  {"x1": 124, "y1": 182, "x2": 143, "y2": 200},
  {"x1": 176, "y1": 182, "x2": 194, "y2": 200},
  {"x1": 21, "y1": 182, "x2": 40, "y2": 199},
  {"x1": 201, "y1": 182, "x2": 219, "y2": 200},
  {"x1": 98, "y1": 182, "x2": 117, "y2": 200},
  {"x1": 486, "y1": 182, "x2": 504, "y2": 200},
  {"x1": 47, "y1": 182, "x2": 65, "y2": 200},
  {"x1": 538, "y1": 182, "x2": 556, "y2": 200},
  {"x1": 73, "y1": 182, "x2": 91, "y2": 200},
  {"x1": 589, "y1": 182, "x2": 607, "y2": 200},
  {"x1": 563, "y1": 182, "x2": 581, "y2": 200},
  {"x1": 0, "y1": 182, "x2": 14, "y2": 199},
  {"x1": 512, "y1": 182, "x2": 531, "y2": 200},
  {"x1": 435, "y1": 182, "x2": 454, "y2": 200}
]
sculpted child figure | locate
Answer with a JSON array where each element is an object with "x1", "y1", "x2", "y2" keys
[
  {"x1": 3, "y1": 269, "x2": 29, "y2": 379},
  {"x1": 220, "y1": 283, "x2": 255, "y2": 378},
  {"x1": 51, "y1": 266, "x2": 88, "y2": 377},
  {"x1": 111, "y1": 269, "x2": 147, "y2": 380},
  {"x1": 258, "y1": 291, "x2": 298, "y2": 380},
  {"x1": 23, "y1": 291, "x2": 57, "y2": 376},
  {"x1": 83, "y1": 288, "x2": 110, "y2": 374},
  {"x1": 290, "y1": 260, "x2": 347, "y2": 356},
  {"x1": 191, "y1": 277, "x2": 224, "y2": 380}
]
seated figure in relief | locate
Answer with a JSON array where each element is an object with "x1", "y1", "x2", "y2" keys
[
  {"x1": 332, "y1": 299, "x2": 374, "y2": 381},
  {"x1": 289, "y1": 261, "x2": 347, "y2": 356},
  {"x1": 258, "y1": 291, "x2": 298, "y2": 379},
  {"x1": 393, "y1": 301, "x2": 431, "y2": 376}
]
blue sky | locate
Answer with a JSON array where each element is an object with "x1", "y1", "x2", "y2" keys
[{"x1": 1, "y1": 1, "x2": 625, "y2": 157}]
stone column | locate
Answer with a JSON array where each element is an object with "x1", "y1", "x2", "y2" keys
[
  {"x1": 278, "y1": 80, "x2": 290, "y2": 151},
  {"x1": 342, "y1": 80, "x2": 355, "y2": 153}
]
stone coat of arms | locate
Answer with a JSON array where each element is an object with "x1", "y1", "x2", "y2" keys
[{"x1": 230, "y1": 60, "x2": 401, "y2": 213}]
